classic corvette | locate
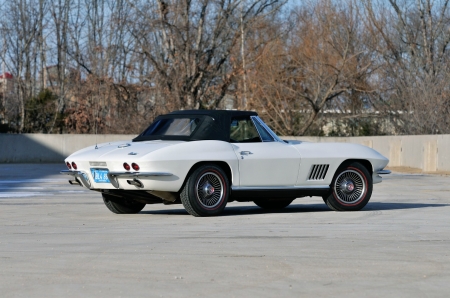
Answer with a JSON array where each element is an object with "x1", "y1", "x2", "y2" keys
[{"x1": 61, "y1": 110, "x2": 390, "y2": 216}]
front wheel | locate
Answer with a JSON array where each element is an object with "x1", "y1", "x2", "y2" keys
[
  {"x1": 323, "y1": 162, "x2": 372, "y2": 211},
  {"x1": 180, "y1": 164, "x2": 229, "y2": 217},
  {"x1": 254, "y1": 198, "x2": 294, "y2": 210},
  {"x1": 102, "y1": 193, "x2": 146, "y2": 214}
]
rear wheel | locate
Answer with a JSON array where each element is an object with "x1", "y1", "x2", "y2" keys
[
  {"x1": 254, "y1": 199, "x2": 294, "y2": 210},
  {"x1": 180, "y1": 164, "x2": 229, "y2": 217},
  {"x1": 323, "y1": 162, "x2": 372, "y2": 211},
  {"x1": 102, "y1": 193, "x2": 146, "y2": 214}
]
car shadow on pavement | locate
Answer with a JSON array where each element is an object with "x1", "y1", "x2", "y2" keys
[
  {"x1": 140, "y1": 202, "x2": 449, "y2": 216},
  {"x1": 220, "y1": 202, "x2": 449, "y2": 216},
  {"x1": 363, "y1": 202, "x2": 449, "y2": 211},
  {"x1": 140, "y1": 203, "x2": 331, "y2": 216},
  {"x1": 222, "y1": 204, "x2": 332, "y2": 216}
]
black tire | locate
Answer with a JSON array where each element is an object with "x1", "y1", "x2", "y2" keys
[
  {"x1": 180, "y1": 164, "x2": 229, "y2": 217},
  {"x1": 323, "y1": 161, "x2": 373, "y2": 211},
  {"x1": 102, "y1": 193, "x2": 146, "y2": 214},
  {"x1": 254, "y1": 198, "x2": 294, "y2": 210}
]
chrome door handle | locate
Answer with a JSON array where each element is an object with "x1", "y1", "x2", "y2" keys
[{"x1": 240, "y1": 151, "x2": 253, "y2": 155}]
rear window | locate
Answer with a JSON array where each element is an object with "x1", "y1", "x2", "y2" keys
[{"x1": 141, "y1": 118, "x2": 200, "y2": 136}]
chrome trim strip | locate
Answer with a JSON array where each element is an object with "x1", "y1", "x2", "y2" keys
[
  {"x1": 61, "y1": 170, "x2": 75, "y2": 175},
  {"x1": 252, "y1": 116, "x2": 284, "y2": 143},
  {"x1": 60, "y1": 170, "x2": 92, "y2": 188},
  {"x1": 377, "y1": 170, "x2": 391, "y2": 175},
  {"x1": 231, "y1": 185, "x2": 329, "y2": 191},
  {"x1": 108, "y1": 172, "x2": 173, "y2": 178},
  {"x1": 250, "y1": 116, "x2": 272, "y2": 142},
  {"x1": 107, "y1": 172, "x2": 173, "y2": 189}
]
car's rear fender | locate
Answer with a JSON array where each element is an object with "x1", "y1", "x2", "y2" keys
[
  {"x1": 145, "y1": 140, "x2": 239, "y2": 192},
  {"x1": 179, "y1": 161, "x2": 234, "y2": 193}
]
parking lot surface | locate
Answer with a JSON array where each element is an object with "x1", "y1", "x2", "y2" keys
[{"x1": 0, "y1": 164, "x2": 449, "y2": 297}]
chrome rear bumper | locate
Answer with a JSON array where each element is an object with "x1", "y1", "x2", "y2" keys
[
  {"x1": 107, "y1": 172, "x2": 173, "y2": 178},
  {"x1": 61, "y1": 170, "x2": 173, "y2": 189},
  {"x1": 107, "y1": 172, "x2": 173, "y2": 189},
  {"x1": 60, "y1": 170, "x2": 91, "y2": 188}
]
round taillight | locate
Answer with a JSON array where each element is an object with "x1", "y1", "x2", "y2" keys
[
  {"x1": 66, "y1": 162, "x2": 72, "y2": 170},
  {"x1": 123, "y1": 163, "x2": 131, "y2": 171},
  {"x1": 132, "y1": 163, "x2": 140, "y2": 171},
  {"x1": 71, "y1": 162, "x2": 78, "y2": 170}
]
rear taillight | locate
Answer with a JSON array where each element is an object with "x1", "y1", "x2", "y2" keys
[
  {"x1": 66, "y1": 162, "x2": 72, "y2": 170},
  {"x1": 71, "y1": 162, "x2": 78, "y2": 170},
  {"x1": 132, "y1": 163, "x2": 140, "y2": 171},
  {"x1": 123, "y1": 163, "x2": 131, "y2": 171}
]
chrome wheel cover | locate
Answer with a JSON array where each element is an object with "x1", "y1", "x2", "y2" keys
[
  {"x1": 195, "y1": 172, "x2": 224, "y2": 208},
  {"x1": 334, "y1": 169, "x2": 366, "y2": 205}
]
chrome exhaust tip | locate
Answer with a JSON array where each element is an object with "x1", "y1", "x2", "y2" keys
[
  {"x1": 127, "y1": 179, "x2": 143, "y2": 188},
  {"x1": 68, "y1": 179, "x2": 82, "y2": 186}
]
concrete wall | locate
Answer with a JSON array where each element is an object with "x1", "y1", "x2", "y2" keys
[
  {"x1": 0, "y1": 134, "x2": 134, "y2": 163},
  {"x1": 0, "y1": 133, "x2": 449, "y2": 173},
  {"x1": 284, "y1": 135, "x2": 450, "y2": 173}
]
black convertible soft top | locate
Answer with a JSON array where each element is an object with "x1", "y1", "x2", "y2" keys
[{"x1": 133, "y1": 110, "x2": 258, "y2": 142}]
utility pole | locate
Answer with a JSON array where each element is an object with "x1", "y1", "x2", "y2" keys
[
  {"x1": 240, "y1": 0, "x2": 247, "y2": 109},
  {"x1": 1, "y1": 38, "x2": 7, "y2": 123}
]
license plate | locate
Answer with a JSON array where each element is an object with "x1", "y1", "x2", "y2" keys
[{"x1": 90, "y1": 169, "x2": 110, "y2": 183}]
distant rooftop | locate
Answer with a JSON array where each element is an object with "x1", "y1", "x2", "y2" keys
[{"x1": 0, "y1": 72, "x2": 13, "y2": 79}]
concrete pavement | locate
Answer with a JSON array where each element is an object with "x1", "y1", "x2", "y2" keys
[{"x1": 0, "y1": 164, "x2": 449, "y2": 297}]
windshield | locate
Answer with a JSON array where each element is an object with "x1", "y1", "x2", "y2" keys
[{"x1": 141, "y1": 118, "x2": 200, "y2": 136}]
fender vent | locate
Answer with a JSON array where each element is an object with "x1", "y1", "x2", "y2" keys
[{"x1": 308, "y1": 164, "x2": 329, "y2": 181}]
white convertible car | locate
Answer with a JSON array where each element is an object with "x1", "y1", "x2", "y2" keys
[{"x1": 61, "y1": 110, "x2": 390, "y2": 216}]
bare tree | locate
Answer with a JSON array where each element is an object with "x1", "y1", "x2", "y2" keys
[
  {"x1": 249, "y1": 0, "x2": 375, "y2": 136},
  {"x1": 126, "y1": 0, "x2": 286, "y2": 110},
  {"x1": 0, "y1": 0, "x2": 49, "y2": 132},
  {"x1": 1, "y1": 0, "x2": 449, "y2": 136},
  {"x1": 363, "y1": 0, "x2": 450, "y2": 134},
  {"x1": 46, "y1": 0, "x2": 71, "y2": 132}
]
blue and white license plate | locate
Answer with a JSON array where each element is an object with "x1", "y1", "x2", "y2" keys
[{"x1": 90, "y1": 169, "x2": 110, "y2": 183}]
